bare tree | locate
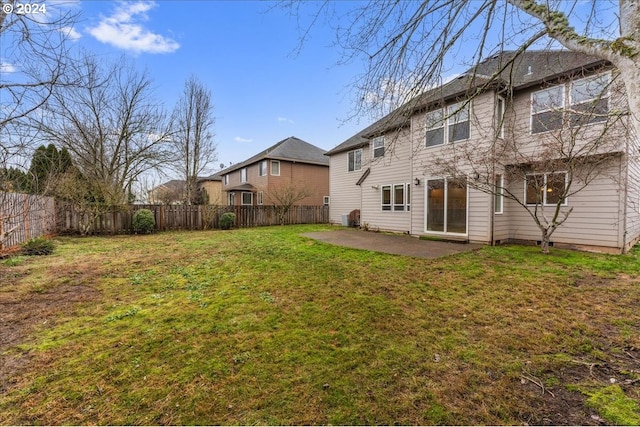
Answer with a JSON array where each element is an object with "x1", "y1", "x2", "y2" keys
[
  {"x1": 265, "y1": 183, "x2": 312, "y2": 225},
  {"x1": 281, "y1": 1, "x2": 638, "y2": 136},
  {"x1": 37, "y1": 53, "x2": 173, "y2": 231},
  {"x1": 170, "y1": 76, "x2": 217, "y2": 205},
  {"x1": 282, "y1": 0, "x2": 637, "y2": 252}
]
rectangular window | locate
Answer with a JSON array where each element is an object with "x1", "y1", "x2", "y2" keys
[
  {"x1": 531, "y1": 85, "x2": 564, "y2": 134},
  {"x1": 393, "y1": 184, "x2": 405, "y2": 211},
  {"x1": 372, "y1": 137, "x2": 385, "y2": 159},
  {"x1": 525, "y1": 173, "x2": 567, "y2": 205},
  {"x1": 348, "y1": 149, "x2": 362, "y2": 172},
  {"x1": 224, "y1": 175, "x2": 229, "y2": 185},
  {"x1": 259, "y1": 160, "x2": 267, "y2": 176},
  {"x1": 448, "y1": 102, "x2": 470, "y2": 142},
  {"x1": 228, "y1": 192, "x2": 235, "y2": 205},
  {"x1": 323, "y1": 196, "x2": 330, "y2": 206},
  {"x1": 494, "y1": 174, "x2": 503, "y2": 214},
  {"x1": 271, "y1": 160, "x2": 280, "y2": 176},
  {"x1": 241, "y1": 192, "x2": 253, "y2": 205},
  {"x1": 240, "y1": 168, "x2": 247, "y2": 183},
  {"x1": 426, "y1": 178, "x2": 467, "y2": 234},
  {"x1": 496, "y1": 96, "x2": 505, "y2": 139},
  {"x1": 257, "y1": 191, "x2": 263, "y2": 205},
  {"x1": 381, "y1": 185, "x2": 391, "y2": 211},
  {"x1": 570, "y1": 73, "x2": 609, "y2": 126},
  {"x1": 406, "y1": 183, "x2": 411, "y2": 211},
  {"x1": 425, "y1": 109, "x2": 445, "y2": 147}
]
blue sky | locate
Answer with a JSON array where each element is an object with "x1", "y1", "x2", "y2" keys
[{"x1": 54, "y1": 0, "x2": 367, "y2": 173}]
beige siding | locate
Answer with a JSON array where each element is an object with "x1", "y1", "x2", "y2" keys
[
  {"x1": 409, "y1": 92, "x2": 496, "y2": 241},
  {"x1": 329, "y1": 148, "x2": 368, "y2": 224},
  {"x1": 359, "y1": 129, "x2": 413, "y2": 232},
  {"x1": 501, "y1": 159, "x2": 622, "y2": 248}
]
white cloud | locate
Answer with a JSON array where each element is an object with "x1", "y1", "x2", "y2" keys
[
  {"x1": 234, "y1": 137, "x2": 253, "y2": 143},
  {"x1": 60, "y1": 26, "x2": 82, "y2": 41},
  {"x1": 277, "y1": 116, "x2": 294, "y2": 124},
  {"x1": 0, "y1": 62, "x2": 16, "y2": 73},
  {"x1": 87, "y1": 1, "x2": 179, "y2": 54}
]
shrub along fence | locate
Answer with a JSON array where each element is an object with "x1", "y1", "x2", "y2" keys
[
  {"x1": 56, "y1": 204, "x2": 329, "y2": 235},
  {"x1": 0, "y1": 192, "x2": 57, "y2": 251}
]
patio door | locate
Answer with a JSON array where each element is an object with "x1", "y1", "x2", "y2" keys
[{"x1": 425, "y1": 178, "x2": 467, "y2": 235}]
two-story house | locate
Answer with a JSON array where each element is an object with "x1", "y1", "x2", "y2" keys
[
  {"x1": 221, "y1": 136, "x2": 330, "y2": 207},
  {"x1": 327, "y1": 50, "x2": 639, "y2": 253}
]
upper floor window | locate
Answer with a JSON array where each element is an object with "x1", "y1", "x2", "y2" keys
[
  {"x1": 259, "y1": 160, "x2": 267, "y2": 176},
  {"x1": 271, "y1": 160, "x2": 280, "y2": 176},
  {"x1": 425, "y1": 102, "x2": 470, "y2": 147},
  {"x1": 531, "y1": 86, "x2": 564, "y2": 134},
  {"x1": 448, "y1": 102, "x2": 470, "y2": 142},
  {"x1": 570, "y1": 73, "x2": 610, "y2": 126},
  {"x1": 525, "y1": 172, "x2": 567, "y2": 206},
  {"x1": 348, "y1": 149, "x2": 362, "y2": 172},
  {"x1": 425, "y1": 109, "x2": 445, "y2": 147},
  {"x1": 531, "y1": 72, "x2": 610, "y2": 134},
  {"x1": 224, "y1": 175, "x2": 229, "y2": 185},
  {"x1": 496, "y1": 96, "x2": 506, "y2": 139},
  {"x1": 372, "y1": 137, "x2": 385, "y2": 159},
  {"x1": 240, "y1": 168, "x2": 247, "y2": 183}
]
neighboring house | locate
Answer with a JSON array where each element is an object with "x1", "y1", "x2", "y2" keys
[
  {"x1": 197, "y1": 172, "x2": 224, "y2": 205},
  {"x1": 148, "y1": 180, "x2": 185, "y2": 205},
  {"x1": 327, "y1": 50, "x2": 638, "y2": 253},
  {"x1": 221, "y1": 136, "x2": 330, "y2": 207}
]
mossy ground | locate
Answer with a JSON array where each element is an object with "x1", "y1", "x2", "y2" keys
[{"x1": 0, "y1": 225, "x2": 639, "y2": 425}]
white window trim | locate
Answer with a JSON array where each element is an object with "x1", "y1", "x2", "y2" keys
[
  {"x1": 496, "y1": 96, "x2": 506, "y2": 139},
  {"x1": 425, "y1": 101, "x2": 471, "y2": 148},
  {"x1": 423, "y1": 177, "x2": 469, "y2": 236},
  {"x1": 228, "y1": 192, "x2": 235, "y2": 205},
  {"x1": 259, "y1": 160, "x2": 267, "y2": 177},
  {"x1": 257, "y1": 191, "x2": 263, "y2": 205},
  {"x1": 224, "y1": 175, "x2": 229, "y2": 185},
  {"x1": 271, "y1": 160, "x2": 280, "y2": 176},
  {"x1": 241, "y1": 191, "x2": 253, "y2": 206},
  {"x1": 240, "y1": 168, "x2": 247, "y2": 183},
  {"x1": 530, "y1": 85, "x2": 565, "y2": 135},
  {"x1": 380, "y1": 183, "x2": 410, "y2": 212},
  {"x1": 323, "y1": 196, "x2": 330, "y2": 206},
  {"x1": 348, "y1": 149, "x2": 363, "y2": 172},
  {"x1": 494, "y1": 174, "x2": 504, "y2": 215},
  {"x1": 524, "y1": 172, "x2": 569, "y2": 206},
  {"x1": 372, "y1": 137, "x2": 385, "y2": 159}
]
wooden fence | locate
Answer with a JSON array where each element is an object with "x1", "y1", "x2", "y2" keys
[
  {"x1": 0, "y1": 192, "x2": 57, "y2": 251},
  {"x1": 56, "y1": 204, "x2": 330, "y2": 235}
]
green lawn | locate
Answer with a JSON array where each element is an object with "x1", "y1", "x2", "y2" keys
[{"x1": 1, "y1": 225, "x2": 639, "y2": 425}]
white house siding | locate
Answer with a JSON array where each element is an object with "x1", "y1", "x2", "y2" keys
[
  {"x1": 501, "y1": 159, "x2": 622, "y2": 248},
  {"x1": 360, "y1": 128, "x2": 413, "y2": 233},
  {"x1": 328, "y1": 147, "x2": 369, "y2": 224}
]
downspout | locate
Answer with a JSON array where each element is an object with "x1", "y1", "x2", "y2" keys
[
  {"x1": 621, "y1": 146, "x2": 629, "y2": 253},
  {"x1": 489, "y1": 95, "x2": 497, "y2": 246}
]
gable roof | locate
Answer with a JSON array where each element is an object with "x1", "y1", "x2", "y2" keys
[
  {"x1": 326, "y1": 50, "x2": 608, "y2": 156},
  {"x1": 221, "y1": 136, "x2": 329, "y2": 174},
  {"x1": 198, "y1": 171, "x2": 223, "y2": 182}
]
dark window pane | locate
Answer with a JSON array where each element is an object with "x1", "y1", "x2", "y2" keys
[
  {"x1": 449, "y1": 121, "x2": 470, "y2": 142},
  {"x1": 447, "y1": 180, "x2": 467, "y2": 233},
  {"x1": 427, "y1": 179, "x2": 445, "y2": 231},
  {"x1": 426, "y1": 128, "x2": 444, "y2": 147},
  {"x1": 526, "y1": 175, "x2": 544, "y2": 205},
  {"x1": 532, "y1": 111, "x2": 563, "y2": 134},
  {"x1": 570, "y1": 98, "x2": 609, "y2": 126},
  {"x1": 546, "y1": 173, "x2": 566, "y2": 205}
]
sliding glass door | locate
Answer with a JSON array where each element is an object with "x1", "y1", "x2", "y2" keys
[{"x1": 426, "y1": 178, "x2": 467, "y2": 234}]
